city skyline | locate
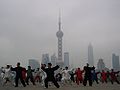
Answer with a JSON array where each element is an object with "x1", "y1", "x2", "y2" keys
[{"x1": 0, "y1": 0, "x2": 120, "y2": 68}]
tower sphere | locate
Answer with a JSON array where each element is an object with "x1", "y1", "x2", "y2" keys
[{"x1": 56, "y1": 30, "x2": 63, "y2": 38}]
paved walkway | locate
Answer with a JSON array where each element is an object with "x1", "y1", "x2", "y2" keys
[{"x1": 0, "y1": 83, "x2": 120, "y2": 90}]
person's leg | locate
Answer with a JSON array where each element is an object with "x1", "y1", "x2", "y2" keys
[
  {"x1": 80, "y1": 78, "x2": 83, "y2": 83},
  {"x1": 3, "y1": 78, "x2": 8, "y2": 86},
  {"x1": 34, "y1": 76, "x2": 37, "y2": 82},
  {"x1": 15, "y1": 77, "x2": 19, "y2": 87},
  {"x1": 95, "y1": 79, "x2": 99, "y2": 84},
  {"x1": 115, "y1": 79, "x2": 120, "y2": 84},
  {"x1": 52, "y1": 78, "x2": 60, "y2": 88},
  {"x1": 89, "y1": 79, "x2": 92, "y2": 86},
  {"x1": 105, "y1": 79, "x2": 107, "y2": 83},
  {"x1": 26, "y1": 76, "x2": 29, "y2": 85},
  {"x1": 110, "y1": 79, "x2": 113, "y2": 84},
  {"x1": 41, "y1": 76, "x2": 45, "y2": 86},
  {"x1": 83, "y1": 76, "x2": 87, "y2": 86},
  {"x1": 44, "y1": 78, "x2": 48, "y2": 88},
  {"x1": 20, "y1": 76, "x2": 26, "y2": 87},
  {"x1": 34, "y1": 76, "x2": 40, "y2": 83},
  {"x1": 30, "y1": 76, "x2": 35, "y2": 85},
  {"x1": 102, "y1": 78, "x2": 104, "y2": 83},
  {"x1": 76, "y1": 77, "x2": 79, "y2": 85}
]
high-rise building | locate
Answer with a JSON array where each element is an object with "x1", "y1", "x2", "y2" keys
[
  {"x1": 97, "y1": 58, "x2": 105, "y2": 71},
  {"x1": 64, "y1": 52, "x2": 69, "y2": 67},
  {"x1": 88, "y1": 43, "x2": 94, "y2": 66},
  {"x1": 51, "y1": 54, "x2": 57, "y2": 66},
  {"x1": 112, "y1": 54, "x2": 120, "y2": 71},
  {"x1": 42, "y1": 54, "x2": 50, "y2": 65},
  {"x1": 56, "y1": 12, "x2": 64, "y2": 67},
  {"x1": 29, "y1": 59, "x2": 40, "y2": 70}
]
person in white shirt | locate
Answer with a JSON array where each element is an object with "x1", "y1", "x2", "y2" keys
[
  {"x1": 40, "y1": 64, "x2": 47, "y2": 87},
  {"x1": 0, "y1": 67, "x2": 4, "y2": 85},
  {"x1": 61, "y1": 67, "x2": 71, "y2": 85},
  {"x1": 3, "y1": 65, "x2": 12, "y2": 86}
]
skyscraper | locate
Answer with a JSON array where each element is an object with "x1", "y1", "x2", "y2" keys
[
  {"x1": 112, "y1": 54, "x2": 120, "y2": 71},
  {"x1": 88, "y1": 43, "x2": 94, "y2": 66},
  {"x1": 56, "y1": 12, "x2": 64, "y2": 67},
  {"x1": 97, "y1": 58, "x2": 105, "y2": 71},
  {"x1": 64, "y1": 52, "x2": 69, "y2": 67},
  {"x1": 42, "y1": 54, "x2": 50, "y2": 65},
  {"x1": 51, "y1": 54, "x2": 57, "y2": 66},
  {"x1": 29, "y1": 59, "x2": 40, "y2": 70}
]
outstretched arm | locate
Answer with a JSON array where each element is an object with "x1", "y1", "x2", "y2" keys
[
  {"x1": 11, "y1": 67, "x2": 16, "y2": 71},
  {"x1": 115, "y1": 71, "x2": 120, "y2": 74},
  {"x1": 53, "y1": 65, "x2": 59, "y2": 71}
]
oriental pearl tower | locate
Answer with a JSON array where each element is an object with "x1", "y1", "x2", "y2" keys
[{"x1": 56, "y1": 12, "x2": 64, "y2": 67}]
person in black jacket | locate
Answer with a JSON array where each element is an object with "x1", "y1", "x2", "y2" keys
[
  {"x1": 83, "y1": 63, "x2": 95, "y2": 86},
  {"x1": 41, "y1": 63, "x2": 60, "y2": 88},
  {"x1": 11, "y1": 62, "x2": 26, "y2": 87}
]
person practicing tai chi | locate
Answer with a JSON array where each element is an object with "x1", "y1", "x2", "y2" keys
[
  {"x1": 83, "y1": 63, "x2": 95, "y2": 86},
  {"x1": 26, "y1": 66, "x2": 35, "y2": 85},
  {"x1": 11, "y1": 62, "x2": 26, "y2": 87},
  {"x1": 41, "y1": 63, "x2": 60, "y2": 88},
  {"x1": 3, "y1": 65, "x2": 13, "y2": 86},
  {"x1": 110, "y1": 69, "x2": 120, "y2": 84},
  {"x1": 75, "y1": 67, "x2": 84, "y2": 85}
]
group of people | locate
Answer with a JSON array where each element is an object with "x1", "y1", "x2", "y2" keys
[
  {"x1": 0, "y1": 63, "x2": 44, "y2": 87},
  {"x1": 0, "y1": 62, "x2": 120, "y2": 88}
]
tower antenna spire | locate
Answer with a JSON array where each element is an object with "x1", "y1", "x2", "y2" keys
[{"x1": 59, "y1": 9, "x2": 61, "y2": 31}]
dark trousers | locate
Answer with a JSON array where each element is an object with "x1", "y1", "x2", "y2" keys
[
  {"x1": 83, "y1": 76, "x2": 92, "y2": 86},
  {"x1": 111, "y1": 79, "x2": 120, "y2": 84},
  {"x1": 93, "y1": 79, "x2": 99, "y2": 84},
  {"x1": 26, "y1": 76, "x2": 35, "y2": 85},
  {"x1": 92, "y1": 78, "x2": 99, "y2": 84},
  {"x1": 44, "y1": 78, "x2": 59, "y2": 88},
  {"x1": 15, "y1": 76, "x2": 26, "y2": 87}
]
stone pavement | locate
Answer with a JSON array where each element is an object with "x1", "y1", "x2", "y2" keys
[{"x1": 0, "y1": 83, "x2": 120, "y2": 90}]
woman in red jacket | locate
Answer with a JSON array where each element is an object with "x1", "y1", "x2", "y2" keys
[
  {"x1": 75, "y1": 68, "x2": 84, "y2": 85},
  {"x1": 101, "y1": 70, "x2": 107, "y2": 83},
  {"x1": 110, "y1": 69, "x2": 120, "y2": 84}
]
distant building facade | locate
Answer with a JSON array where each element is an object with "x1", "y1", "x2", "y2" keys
[
  {"x1": 88, "y1": 43, "x2": 94, "y2": 66},
  {"x1": 29, "y1": 59, "x2": 40, "y2": 70},
  {"x1": 42, "y1": 54, "x2": 50, "y2": 65},
  {"x1": 64, "y1": 52, "x2": 69, "y2": 67},
  {"x1": 97, "y1": 58, "x2": 105, "y2": 71},
  {"x1": 51, "y1": 54, "x2": 57, "y2": 66},
  {"x1": 112, "y1": 54, "x2": 120, "y2": 71}
]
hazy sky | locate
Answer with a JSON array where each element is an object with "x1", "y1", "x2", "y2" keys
[{"x1": 0, "y1": 0, "x2": 120, "y2": 68}]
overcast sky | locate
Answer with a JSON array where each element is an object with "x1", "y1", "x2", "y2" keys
[{"x1": 0, "y1": 0, "x2": 120, "y2": 68}]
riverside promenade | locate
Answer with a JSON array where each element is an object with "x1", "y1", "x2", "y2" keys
[{"x1": 0, "y1": 83, "x2": 120, "y2": 90}]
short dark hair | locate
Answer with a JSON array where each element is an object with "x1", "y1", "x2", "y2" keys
[
  {"x1": 65, "y1": 66, "x2": 68, "y2": 69},
  {"x1": 48, "y1": 63, "x2": 52, "y2": 66},
  {"x1": 28, "y1": 66, "x2": 31, "y2": 68},
  {"x1": 7, "y1": 65, "x2": 10, "y2": 68},
  {"x1": 17, "y1": 62, "x2": 20, "y2": 66}
]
